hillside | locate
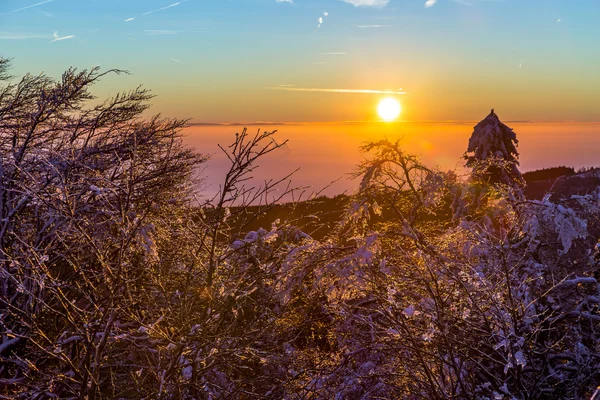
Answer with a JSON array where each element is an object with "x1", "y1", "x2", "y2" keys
[
  {"x1": 522, "y1": 166, "x2": 576, "y2": 199},
  {"x1": 234, "y1": 194, "x2": 350, "y2": 240},
  {"x1": 237, "y1": 166, "x2": 600, "y2": 240},
  {"x1": 549, "y1": 168, "x2": 600, "y2": 201}
]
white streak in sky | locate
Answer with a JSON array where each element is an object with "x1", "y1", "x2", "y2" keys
[
  {"x1": 12, "y1": 0, "x2": 53, "y2": 13},
  {"x1": 51, "y1": 32, "x2": 75, "y2": 42},
  {"x1": 51, "y1": 35, "x2": 74, "y2": 42},
  {"x1": 169, "y1": 57, "x2": 182, "y2": 63},
  {"x1": 269, "y1": 87, "x2": 405, "y2": 95},
  {"x1": 125, "y1": 17, "x2": 135, "y2": 22},
  {"x1": 142, "y1": 1, "x2": 186, "y2": 16}
]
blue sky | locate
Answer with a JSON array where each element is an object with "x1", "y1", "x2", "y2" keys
[{"x1": 1, "y1": 0, "x2": 599, "y2": 122}]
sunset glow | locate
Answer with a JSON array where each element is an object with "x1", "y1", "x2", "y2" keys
[{"x1": 377, "y1": 98, "x2": 402, "y2": 121}]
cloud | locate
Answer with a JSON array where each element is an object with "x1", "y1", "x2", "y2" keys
[
  {"x1": 341, "y1": 0, "x2": 389, "y2": 7},
  {"x1": 269, "y1": 87, "x2": 405, "y2": 94},
  {"x1": 357, "y1": 25, "x2": 390, "y2": 28},
  {"x1": 424, "y1": 0, "x2": 437, "y2": 7},
  {"x1": 12, "y1": 0, "x2": 53, "y2": 13},
  {"x1": 317, "y1": 16, "x2": 325, "y2": 29},
  {"x1": 169, "y1": 57, "x2": 182, "y2": 63},
  {"x1": 125, "y1": 17, "x2": 135, "y2": 22},
  {"x1": 51, "y1": 32, "x2": 75, "y2": 42},
  {"x1": 142, "y1": 1, "x2": 186, "y2": 16},
  {"x1": 316, "y1": 11, "x2": 329, "y2": 29},
  {"x1": 276, "y1": 0, "x2": 293, "y2": 3}
]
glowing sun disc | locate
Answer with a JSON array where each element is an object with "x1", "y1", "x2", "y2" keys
[{"x1": 377, "y1": 98, "x2": 401, "y2": 121}]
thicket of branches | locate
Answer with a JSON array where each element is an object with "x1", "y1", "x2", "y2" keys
[{"x1": 1, "y1": 59, "x2": 599, "y2": 399}]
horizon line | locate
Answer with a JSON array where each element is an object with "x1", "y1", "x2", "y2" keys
[{"x1": 187, "y1": 120, "x2": 600, "y2": 127}]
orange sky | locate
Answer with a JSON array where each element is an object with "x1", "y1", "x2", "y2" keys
[{"x1": 183, "y1": 121, "x2": 600, "y2": 199}]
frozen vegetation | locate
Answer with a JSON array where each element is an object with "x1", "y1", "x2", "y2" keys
[{"x1": 1, "y1": 60, "x2": 600, "y2": 399}]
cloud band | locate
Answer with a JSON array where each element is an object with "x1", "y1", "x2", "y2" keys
[{"x1": 269, "y1": 87, "x2": 405, "y2": 94}]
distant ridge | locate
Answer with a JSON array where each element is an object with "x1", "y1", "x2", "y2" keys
[{"x1": 523, "y1": 166, "x2": 600, "y2": 200}]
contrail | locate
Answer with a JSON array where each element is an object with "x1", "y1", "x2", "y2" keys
[
  {"x1": 51, "y1": 33, "x2": 75, "y2": 42},
  {"x1": 12, "y1": 0, "x2": 53, "y2": 13},
  {"x1": 269, "y1": 87, "x2": 405, "y2": 95},
  {"x1": 142, "y1": 1, "x2": 186, "y2": 16}
]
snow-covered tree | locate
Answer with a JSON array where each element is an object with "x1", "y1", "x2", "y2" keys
[{"x1": 465, "y1": 109, "x2": 523, "y2": 187}]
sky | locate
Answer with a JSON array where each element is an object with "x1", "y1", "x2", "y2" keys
[{"x1": 1, "y1": 0, "x2": 599, "y2": 123}]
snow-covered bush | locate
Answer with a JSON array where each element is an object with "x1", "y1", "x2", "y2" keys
[
  {"x1": 2, "y1": 58, "x2": 599, "y2": 399},
  {"x1": 0, "y1": 60, "x2": 204, "y2": 398}
]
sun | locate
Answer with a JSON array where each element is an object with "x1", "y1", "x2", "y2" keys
[{"x1": 377, "y1": 98, "x2": 402, "y2": 121}]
